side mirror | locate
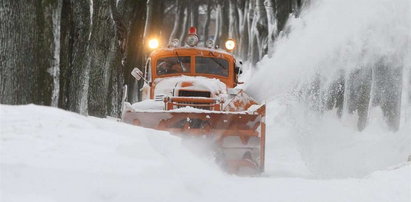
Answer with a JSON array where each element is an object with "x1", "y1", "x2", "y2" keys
[
  {"x1": 234, "y1": 66, "x2": 243, "y2": 74},
  {"x1": 131, "y1": 68, "x2": 144, "y2": 81}
]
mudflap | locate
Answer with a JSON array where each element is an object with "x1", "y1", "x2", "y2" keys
[{"x1": 122, "y1": 105, "x2": 266, "y2": 175}]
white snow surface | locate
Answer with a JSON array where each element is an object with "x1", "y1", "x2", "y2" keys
[{"x1": 1, "y1": 104, "x2": 411, "y2": 202}]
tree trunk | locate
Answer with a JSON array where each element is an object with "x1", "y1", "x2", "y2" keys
[
  {"x1": 218, "y1": 0, "x2": 229, "y2": 48},
  {"x1": 264, "y1": 0, "x2": 276, "y2": 55},
  {"x1": 151, "y1": 0, "x2": 165, "y2": 40},
  {"x1": 120, "y1": 0, "x2": 147, "y2": 103},
  {"x1": 1, "y1": 0, "x2": 148, "y2": 117},
  {"x1": 87, "y1": 0, "x2": 118, "y2": 117},
  {"x1": 202, "y1": 0, "x2": 212, "y2": 46},
  {"x1": 50, "y1": 0, "x2": 63, "y2": 107},
  {"x1": 0, "y1": 1, "x2": 61, "y2": 106},
  {"x1": 276, "y1": 0, "x2": 292, "y2": 32},
  {"x1": 213, "y1": 3, "x2": 221, "y2": 47},
  {"x1": 179, "y1": 4, "x2": 189, "y2": 44},
  {"x1": 189, "y1": 0, "x2": 199, "y2": 27},
  {"x1": 249, "y1": 0, "x2": 268, "y2": 65},
  {"x1": 143, "y1": 0, "x2": 153, "y2": 47},
  {"x1": 169, "y1": 0, "x2": 184, "y2": 44},
  {"x1": 58, "y1": 0, "x2": 91, "y2": 114},
  {"x1": 238, "y1": 0, "x2": 250, "y2": 60},
  {"x1": 228, "y1": 0, "x2": 240, "y2": 41}
]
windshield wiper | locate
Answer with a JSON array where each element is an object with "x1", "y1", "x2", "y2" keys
[{"x1": 175, "y1": 51, "x2": 186, "y2": 72}]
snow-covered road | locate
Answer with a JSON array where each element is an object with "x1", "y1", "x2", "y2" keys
[{"x1": 1, "y1": 104, "x2": 410, "y2": 202}]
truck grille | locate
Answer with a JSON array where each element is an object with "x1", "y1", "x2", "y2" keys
[
  {"x1": 166, "y1": 97, "x2": 220, "y2": 111},
  {"x1": 176, "y1": 102, "x2": 211, "y2": 110},
  {"x1": 155, "y1": 94, "x2": 165, "y2": 101},
  {"x1": 178, "y1": 90, "x2": 211, "y2": 98}
]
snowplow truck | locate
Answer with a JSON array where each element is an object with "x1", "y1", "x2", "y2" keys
[{"x1": 122, "y1": 27, "x2": 265, "y2": 174}]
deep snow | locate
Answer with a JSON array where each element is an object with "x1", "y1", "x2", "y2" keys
[{"x1": 1, "y1": 104, "x2": 410, "y2": 202}]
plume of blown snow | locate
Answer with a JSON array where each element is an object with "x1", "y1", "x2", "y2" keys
[
  {"x1": 246, "y1": 0, "x2": 411, "y2": 100},
  {"x1": 246, "y1": 0, "x2": 411, "y2": 178}
]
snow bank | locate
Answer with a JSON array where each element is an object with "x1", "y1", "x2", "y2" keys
[
  {"x1": 0, "y1": 105, "x2": 222, "y2": 202},
  {"x1": 1, "y1": 104, "x2": 410, "y2": 202}
]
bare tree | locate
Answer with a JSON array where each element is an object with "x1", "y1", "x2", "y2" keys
[
  {"x1": 276, "y1": 0, "x2": 292, "y2": 32},
  {"x1": 264, "y1": 0, "x2": 276, "y2": 55},
  {"x1": 189, "y1": 0, "x2": 199, "y2": 27},
  {"x1": 58, "y1": 0, "x2": 92, "y2": 114},
  {"x1": 143, "y1": 0, "x2": 154, "y2": 47},
  {"x1": 228, "y1": 0, "x2": 240, "y2": 48},
  {"x1": 0, "y1": 1, "x2": 62, "y2": 106},
  {"x1": 202, "y1": 0, "x2": 212, "y2": 45},
  {"x1": 119, "y1": 0, "x2": 148, "y2": 104},
  {"x1": 249, "y1": 0, "x2": 268, "y2": 65},
  {"x1": 179, "y1": 3, "x2": 189, "y2": 44},
  {"x1": 86, "y1": 0, "x2": 123, "y2": 117},
  {"x1": 213, "y1": 2, "x2": 221, "y2": 47},
  {"x1": 151, "y1": 0, "x2": 165, "y2": 40},
  {"x1": 169, "y1": 0, "x2": 184, "y2": 44},
  {"x1": 1, "y1": 0, "x2": 308, "y2": 117},
  {"x1": 238, "y1": 0, "x2": 250, "y2": 60}
]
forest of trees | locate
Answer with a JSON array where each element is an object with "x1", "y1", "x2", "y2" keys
[{"x1": 0, "y1": 0, "x2": 305, "y2": 117}]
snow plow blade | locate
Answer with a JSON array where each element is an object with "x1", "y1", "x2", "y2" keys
[{"x1": 122, "y1": 105, "x2": 266, "y2": 174}]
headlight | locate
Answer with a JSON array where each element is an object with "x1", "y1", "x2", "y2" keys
[
  {"x1": 148, "y1": 38, "x2": 159, "y2": 49},
  {"x1": 206, "y1": 39, "x2": 214, "y2": 49},
  {"x1": 170, "y1": 39, "x2": 180, "y2": 47},
  {"x1": 225, "y1": 39, "x2": 236, "y2": 51},
  {"x1": 185, "y1": 34, "x2": 199, "y2": 47}
]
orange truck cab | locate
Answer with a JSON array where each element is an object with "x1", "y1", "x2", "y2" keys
[{"x1": 141, "y1": 47, "x2": 242, "y2": 101}]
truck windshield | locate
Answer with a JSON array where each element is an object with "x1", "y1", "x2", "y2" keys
[
  {"x1": 156, "y1": 56, "x2": 191, "y2": 75},
  {"x1": 195, "y1": 56, "x2": 229, "y2": 77}
]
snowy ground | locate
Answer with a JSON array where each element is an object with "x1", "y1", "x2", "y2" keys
[
  {"x1": 1, "y1": 104, "x2": 410, "y2": 202},
  {"x1": 2, "y1": 0, "x2": 410, "y2": 200},
  {"x1": 2, "y1": 0, "x2": 411, "y2": 199}
]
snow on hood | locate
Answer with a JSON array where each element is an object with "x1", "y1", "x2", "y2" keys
[{"x1": 153, "y1": 76, "x2": 227, "y2": 98}]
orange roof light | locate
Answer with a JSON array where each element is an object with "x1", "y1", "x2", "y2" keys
[
  {"x1": 186, "y1": 27, "x2": 199, "y2": 47},
  {"x1": 188, "y1": 27, "x2": 197, "y2": 35}
]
